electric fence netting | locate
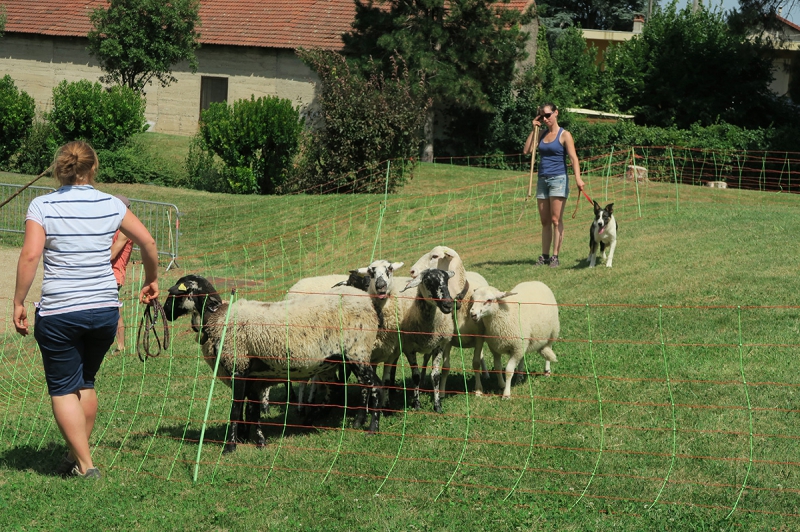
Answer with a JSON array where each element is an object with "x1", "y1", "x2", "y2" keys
[{"x1": 0, "y1": 145, "x2": 798, "y2": 522}]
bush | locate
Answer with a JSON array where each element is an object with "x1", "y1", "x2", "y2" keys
[
  {"x1": 185, "y1": 133, "x2": 232, "y2": 193},
  {"x1": 294, "y1": 50, "x2": 430, "y2": 194},
  {"x1": 0, "y1": 75, "x2": 36, "y2": 165},
  {"x1": 10, "y1": 118, "x2": 58, "y2": 175},
  {"x1": 96, "y1": 135, "x2": 187, "y2": 187},
  {"x1": 197, "y1": 95, "x2": 303, "y2": 194},
  {"x1": 47, "y1": 80, "x2": 147, "y2": 150}
]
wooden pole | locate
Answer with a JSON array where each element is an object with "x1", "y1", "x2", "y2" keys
[
  {"x1": 526, "y1": 126, "x2": 540, "y2": 199},
  {"x1": 0, "y1": 165, "x2": 54, "y2": 211}
]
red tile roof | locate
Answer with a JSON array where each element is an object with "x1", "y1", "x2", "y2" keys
[{"x1": 1, "y1": 0, "x2": 535, "y2": 50}]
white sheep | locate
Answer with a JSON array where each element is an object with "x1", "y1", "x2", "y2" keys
[
  {"x1": 285, "y1": 272, "x2": 370, "y2": 299},
  {"x1": 469, "y1": 281, "x2": 560, "y2": 399},
  {"x1": 407, "y1": 246, "x2": 490, "y2": 404},
  {"x1": 285, "y1": 264, "x2": 407, "y2": 413},
  {"x1": 298, "y1": 260, "x2": 409, "y2": 413},
  {"x1": 163, "y1": 274, "x2": 384, "y2": 453}
]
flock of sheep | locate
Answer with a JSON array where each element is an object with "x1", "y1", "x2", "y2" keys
[{"x1": 163, "y1": 246, "x2": 561, "y2": 453}]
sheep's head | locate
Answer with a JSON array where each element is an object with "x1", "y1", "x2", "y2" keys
[
  {"x1": 402, "y1": 268, "x2": 455, "y2": 314},
  {"x1": 356, "y1": 260, "x2": 404, "y2": 299},
  {"x1": 469, "y1": 286, "x2": 517, "y2": 322},
  {"x1": 163, "y1": 275, "x2": 223, "y2": 322},
  {"x1": 408, "y1": 246, "x2": 458, "y2": 278}
]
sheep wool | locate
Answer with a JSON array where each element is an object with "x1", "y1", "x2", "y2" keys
[
  {"x1": 164, "y1": 275, "x2": 384, "y2": 452},
  {"x1": 469, "y1": 281, "x2": 560, "y2": 398}
]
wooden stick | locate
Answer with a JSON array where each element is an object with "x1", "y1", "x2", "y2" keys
[
  {"x1": 526, "y1": 125, "x2": 540, "y2": 199},
  {"x1": 0, "y1": 165, "x2": 54, "y2": 211}
]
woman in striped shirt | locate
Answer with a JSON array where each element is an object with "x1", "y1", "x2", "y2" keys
[{"x1": 13, "y1": 141, "x2": 159, "y2": 479}]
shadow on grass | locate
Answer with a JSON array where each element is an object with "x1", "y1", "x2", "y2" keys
[{"x1": 0, "y1": 442, "x2": 66, "y2": 475}]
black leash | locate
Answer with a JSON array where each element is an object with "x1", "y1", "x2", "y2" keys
[{"x1": 136, "y1": 298, "x2": 170, "y2": 362}]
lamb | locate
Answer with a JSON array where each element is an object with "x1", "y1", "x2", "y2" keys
[
  {"x1": 469, "y1": 281, "x2": 560, "y2": 398},
  {"x1": 407, "y1": 246, "x2": 489, "y2": 404},
  {"x1": 163, "y1": 274, "x2": 384, "y2": 453}
]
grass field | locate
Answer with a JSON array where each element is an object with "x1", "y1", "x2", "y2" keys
[{"x1": 1, "y1": 161, "x2": 799, "y2": 530}]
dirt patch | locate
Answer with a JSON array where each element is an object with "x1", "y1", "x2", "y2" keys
[{"x1": 0, "y1": 246, "x2": 43, "y2": 334}]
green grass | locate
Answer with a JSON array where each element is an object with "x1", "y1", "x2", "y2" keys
[{"x1": 1, "y1": 162, "x2": 800, "y2": 530}]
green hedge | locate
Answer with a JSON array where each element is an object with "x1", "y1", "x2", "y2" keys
[
  {"x1": 48, "y1": 80, "x2": 147, "y2": 150},
  {"x1": 0, "y1": 75, "x2": 35, "y2": 165}
]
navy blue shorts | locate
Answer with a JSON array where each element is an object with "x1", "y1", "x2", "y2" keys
[{"x1": 34, "y1": 307, "x2": 119, "y2": 396}]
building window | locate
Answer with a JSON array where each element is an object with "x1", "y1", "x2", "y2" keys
[{"x1": 200, "y1": 76, "x2": 229, "y2": 113}]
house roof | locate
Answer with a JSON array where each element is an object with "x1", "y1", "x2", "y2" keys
[{"x1": 1, "y1": 0, "x2": 536, "y2": 51}]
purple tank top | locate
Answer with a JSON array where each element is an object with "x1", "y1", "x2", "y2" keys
[{"x1": 538, "y1": 128, "x2": 568, "y2": 177}]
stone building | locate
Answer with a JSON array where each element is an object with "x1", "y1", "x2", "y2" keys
[{"x1": 0, "y1": 0, "x2": 537, "y2": 136}]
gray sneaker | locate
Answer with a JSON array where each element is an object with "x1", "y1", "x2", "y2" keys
[
  {"x1": 534, "y1": 255, "x2": 549, "y2": 266},
  {"x1": 549, "y1": 255, "x2": 560, "y2": 267},
  {"x1": 68, "y1": 464, "x2": 102, "y2": 479}
]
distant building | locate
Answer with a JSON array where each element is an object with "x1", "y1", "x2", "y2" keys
[{"x1": 0, "y1": 0, "x2": 537, "y2": 136}]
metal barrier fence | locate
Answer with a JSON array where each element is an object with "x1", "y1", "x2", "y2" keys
[
  {"x1": 0, "y1": 183, "x2": 57, "y2": 234},
  {"x1": 128, "y1": 198, "x2": 181, "y2": 271},
  {"x1": 0, "y1": 183, "x2": 180, "y2": 270}
]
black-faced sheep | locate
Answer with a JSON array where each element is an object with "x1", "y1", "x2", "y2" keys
[
  {"x1": 469, "y1": 282, "x2": 560, "y2": 398},
  {"x1": 399, "y1": 268, "x2": 456, "y2": 412},
  {"x1": 163, "y1": 274, "x2": 384, "y2": 452},
  {"x1": 407, "y1": 246, "x2": 490, "y2": 406}
]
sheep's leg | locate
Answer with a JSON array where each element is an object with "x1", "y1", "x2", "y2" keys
[
  {"x1": 472, "y1": 338, "x2": 487, "y2": 395},
  {"x1": 350, "y1": 363, "x2": 382, "y2": 433},
  {"x1": 381, "y1": 352, "x2": 401, "y2": 409},
  {"x1": 430, "y1": 347, "x2": 444, "y2": 413},
  {"x1": 245, "y1": 384, "x2": 266, "y2": 449},
  {"x1": 225, "y1": 374, "x2": 248, "y2": 453},
  {"x1": 502, "y1": 354, "x2": 524, "y2": 399},
  {"x1": 404, "y1": 350, "x2": 422, "y2": 410},
  {"x1": 439, "y1": 344, "x2": 451, "y2": 397},
  {"x1": 494, "y1": 352, "x2": 505, "y2": 391}
]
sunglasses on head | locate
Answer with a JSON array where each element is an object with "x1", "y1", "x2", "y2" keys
[{"x1": 540, "y1": 111, "x2": 554, "y2": 119}]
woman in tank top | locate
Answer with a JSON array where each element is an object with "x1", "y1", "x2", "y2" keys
[{"x1": 523, "y1": 103, "x2": 585, "y2": 267}]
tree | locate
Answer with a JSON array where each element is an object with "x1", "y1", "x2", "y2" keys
[
  {"x1": 536, "y1": 0, "x2": 649, "y2": 46},
  {"x1": 295, "y1": 49, "x2": 431, "y2": 193},
  {"x1": 604, "y1": 2, "x2": 791, "y2": 128},
  {"x1": 343, "y1": 0, "x2": 533, "y2": 161},
  {"x1": 87, "y1": 0, "x2": 201, "y2": 92}
]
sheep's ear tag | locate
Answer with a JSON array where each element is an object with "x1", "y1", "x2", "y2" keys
[{"x1": 178, "y1": 283, "x2": 187, "y2": 291}]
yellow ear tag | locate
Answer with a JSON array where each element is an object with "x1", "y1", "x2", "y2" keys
[{"x1": 178, "y1": 283, "x2": 187, "y2": 291}]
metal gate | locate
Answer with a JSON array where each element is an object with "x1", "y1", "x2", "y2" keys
[{"x1": 0, "y1": 184, "x2": 181, "y2": 271}]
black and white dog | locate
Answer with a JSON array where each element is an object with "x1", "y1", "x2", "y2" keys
[{"x1": 588, "y1": 201, "x2": 617, "y2": 268}]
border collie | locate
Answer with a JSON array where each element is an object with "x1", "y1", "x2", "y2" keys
[{"x1": 588, "y1": 201, "x2": 617, "y2": 268}]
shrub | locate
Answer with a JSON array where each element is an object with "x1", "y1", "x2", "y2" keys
[
  {"x1": 96, "y1": 135, "x2": 187, "y2": 187},
  {"x1": 185, "y1": 133, "x2": 232, "y2": 193},
  {"x1": 197, "y1": 95, "x2": 303, "y2": 194},
  {"x1": 10, "y1": 118, "x2": 58, "y2": 175},
  {"x1": 0, "y1": 75, "x2": 36, "y2": 165},
  {"x1": 294, "y1": 49, "x2": 430, "y2": 194},
  {"x1": 47, "y1": 80, "x2": 147, "y2": 150}
]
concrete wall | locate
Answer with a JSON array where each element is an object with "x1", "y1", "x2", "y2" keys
[{"x1": 0, "y1": 33, "x2": 319, "y2": 136}]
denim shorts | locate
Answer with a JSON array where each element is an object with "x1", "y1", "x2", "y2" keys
[
  {"x1": 536, "y1": 174, "x2": 570, "y2": 199},
  {"x1": 34, "y1": 307, "x2": 119, "y2": 396}
]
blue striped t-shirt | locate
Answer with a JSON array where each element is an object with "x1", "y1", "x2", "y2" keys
[{"x1": 26, "y1": 185, "x2": 127, "y2": 316}]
